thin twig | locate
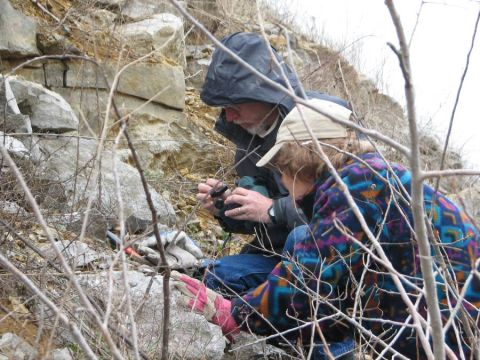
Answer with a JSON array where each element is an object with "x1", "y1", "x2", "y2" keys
[
  {"x1": 435, "y1": 8, "x2": 480, "y2": 190},
  {"x1": 0, "y1": 252, "x2": 97, "y2": 359},
  {"x1": 385, "y1": 0, "x2": 444, "y2": 358}
]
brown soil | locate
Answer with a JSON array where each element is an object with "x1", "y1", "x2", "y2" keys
[{"x1": 0, "y1": 300, "x2": 54, "y2": 358}]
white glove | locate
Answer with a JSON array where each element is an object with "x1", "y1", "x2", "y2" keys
[{"x1": 134, "y1": 230, "x2": 204, "y2": 269}]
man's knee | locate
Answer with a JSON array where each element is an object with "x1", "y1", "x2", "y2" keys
[{"x1": 203, "y1": 254, "x2": 279, "y2": 297}]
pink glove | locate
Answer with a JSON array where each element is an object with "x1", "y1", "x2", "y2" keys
[{"x1": 171, "y1": 271, "x2": 240, "y2": 341}]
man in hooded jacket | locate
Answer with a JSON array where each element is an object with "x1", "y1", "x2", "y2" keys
[{"x1": 197, "y1": 32, "x2": 350, "y2": 297}]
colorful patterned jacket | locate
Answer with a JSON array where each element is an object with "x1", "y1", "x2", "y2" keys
[{"x1": 231, "y1": 152, "x2": 479, "y2": 358}]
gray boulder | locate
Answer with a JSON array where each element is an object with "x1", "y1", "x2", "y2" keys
[
  {"x1": 39, "y1": 240, "x2": 110, "y2": 269},
  {"x1": 6, "y1": 60, "x2": 185, "y2": 110},
  {"x1": 0, "y1": 200, "x2": 28, "y2": 217},
  {"x1": 0, "y1": 0, "x2": 40, "y2": 58},
  {"x1": 121, "y1": 0, "x2": 186, "y2": 20},
  {"x1": 185, "y1": 44, "x2": 213, "y2": 89},
  {"x1": 36, "y1": 137, "x2": 176, "y2": 233},
  {"x1": 228, "y1": 333, "x2": 287, "y2": 359},
  {"x1": 0, "y1": 132, "x2": 30, "y2": 159},
  {"x1": 0, "y1": 76, "x2": 33, "y2": 133},
  {"x1": 0, "y1": 333, "x2": 37, "y2": 360},
  {"x1": 46, "y1": 348, "x2": 74, "y2": 360},
  {"x1": 78, "y1": 271, "x2": 226, "y2": 359},
  {"x1": 64, "y1": 60, "x2": 185, "y2": 110},
  {"x1": 0, "y1": 112, "x2": 31, "y2": 133},
  {"x1": 52, "y1": 87, "x2": 185, "y2": 138},
  {"x1": 37, "y1": 32, "x2": 82, "y2": 56},
  {"x1": 119, "y1": 13, "x2": 186, "y2": 67},
  {"x1": 1, "y1": 76, "x2": 79, "y2": 133},
  {"x1": 94, "y1": 0, "x2": 126, "y2": 6}
]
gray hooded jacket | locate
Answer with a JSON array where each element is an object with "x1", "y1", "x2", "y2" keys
[{"x1": 201, "y1": 32, "x2": 349, "y2": 254}]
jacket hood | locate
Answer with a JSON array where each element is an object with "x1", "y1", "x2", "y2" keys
[{"x1": 200, "y1": 32, "x2": 299, "y2": 109}]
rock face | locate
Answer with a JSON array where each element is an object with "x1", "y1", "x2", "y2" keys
[
  {"x1": 40, "y1": 240, "x2": 109, "y2": 269},
  {"x1": 121, "y1": 0, "x2": 186, "y2": 20},
  {"x1": 4, "y1": 76, "x2": 79, "y2": 133},
  {"x1": 78, "y1": 271, "x2": 226, "y2": 359},
  {"x1": 0, "y1": 0, "x2": 40, "y2": 58},
  {"x1": 13, "y1": 60, "x2": 186, "y2": 111},
  {"x1": 185, "y1": 44, "x2": 213, "y2": 89},
  {"x1": 36, "y1": 137, "x2": 176, "y2": 233},
  {"x1": 0, "y1": 132, "x2": 30, "y2": 160},
  {"x1": 0, "y1": 333, "x2": 37, "y2": 360},
  {"x1": 119, "y1": 13, "x2": 187, "y2": 67}
]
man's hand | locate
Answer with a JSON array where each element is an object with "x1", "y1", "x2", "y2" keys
[
  {"x1": 224, "y1": 187, "x2": 273, "y2": 223},
  {"x1": 171, "y1": 271, "x2": 240, "y2": 341},
  {"x1": 197, "y1": 178, "x2": 231, "y2": 215}
]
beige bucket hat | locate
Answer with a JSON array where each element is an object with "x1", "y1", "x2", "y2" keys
[{"x1": 256, "y1": 98, "x2": 351, "y2": 167}]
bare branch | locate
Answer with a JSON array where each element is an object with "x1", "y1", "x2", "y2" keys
[
  {"x1": 435, "y1": 8, "x2": 480, "y2": 187},
  {"x1": 422, "y1": 169, "x2": 480, "y2": 180},
  {"x1": 385, "y1": 0, "x2": 445, "y2": 358},
  {"x1": 0, "y1": 253, "x2": 97, "y2": 359}
]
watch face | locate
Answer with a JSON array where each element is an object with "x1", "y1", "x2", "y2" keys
[{"x1": 268, "y1": 206, "x2": 275, "y2": 217}]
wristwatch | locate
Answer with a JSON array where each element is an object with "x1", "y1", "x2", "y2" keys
[{"x1": 268, "y1": 204, "x2": 276, "y2": 224}]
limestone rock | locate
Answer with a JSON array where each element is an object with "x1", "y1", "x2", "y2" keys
[
  {"x1": 43, "y1": 209, "x2": 111, "y2": 241},
  {"x1": 119, "y1": 13, "x2": 186, "y2": 67},
  {"x1": 0, "y1": 76, "x2": 34, "y2": 133},
  {"x1": 3, "y1": 76, "x2": 79, "y2": 133},
  {"x1": 228, "y1": 333, "x2": 287, "y2": 359},
  {"x1": 0, "y1": 132, "x2": 30, "y2": 159},
  {"x1": 0, "y1": 200, "x2": 28, "y2": 217},
  {"x1": 46, "y1": 348, "x2": 74, "y2": 360},
  {"x1": 36, "y1": 137, "x2": 176, "y2": 233},
  {"x1": 54, "y1": 86, "x2": 177, "y2": 152},
  {"x1": 37, "y1": 32, "x2": 81, "y2": 56},
  {"x1": 65, "y1": 61, "x2": 185, "y2": 110},
  {"x1": 39, "y1": 240, "x2": 108, "y2": 269},
  {"x1": 185, "y1": 44, "x2": 213, "y2": 89},
  {"x1": 186, "y1": 0, "x2": 219, "y2": 36},
  {"x1": 5, "y1": 59, "x2": 185, "y2": 110},
  {"x1": 78, "y1": 271, "x2": 226, "y2": 359},
  {"x1": 121, "y1": 0, "x2": 186, "y2": 20},
  {"x1": 0, "y1": 333, "x2": 37, "y2": 360},
  {"x1": 0, "y1": 112, "x2": 31, "y2": 133},
  {"x1": 81, "y1": 9, "x2": 117, "y2": 29},
  {"x1": 98, "y1": 0, "x2": 126, "y2": 6},
  {"x1": 51, "y1": 87, "x2": 195, "y2": 172},
  {"x1": 115, "y1": 62, "x2": 185, "y2": 110},
  {"x1": 0, "y1": 0, "x2": 40, "y2": 58}
]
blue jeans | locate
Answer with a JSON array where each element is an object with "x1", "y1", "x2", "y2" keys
[
  {"x1": 204, "y1": 224, "x2": 302, "y2": 297},
  {"x1": 204, "y1": 225, "x2": 355, "y2": 358}
]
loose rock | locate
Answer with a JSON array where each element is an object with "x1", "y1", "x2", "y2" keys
[
  {"x1": 0, "y1": 0, "x2": 40, "y2": 59},
  {"x1": 119, "y1": 13, "x2": 186, "y2": 67},
  {"x1": 78, "y1": 271, "x2": 226, "y2": 359},
  {"x1": 2, "y1": 76, "x2": 79, "y2": 133},
  {"x1": 0, "y1": 333, "x2": 37, "y2": 360}
]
